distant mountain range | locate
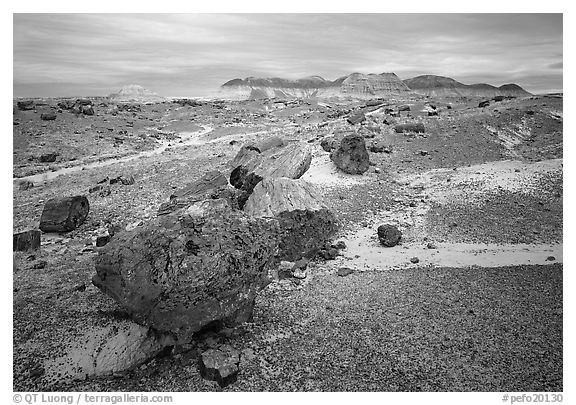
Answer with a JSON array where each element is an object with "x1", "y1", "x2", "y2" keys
[
  {"x1": 108, "y1": 84, "x2": 166, "y2": 103},
  {"x1": 402, "y1": 75, "x2": 531, "y2": 98},
  {"x1": 220, "y1": 73, "x2": 531, "y2": 100}
]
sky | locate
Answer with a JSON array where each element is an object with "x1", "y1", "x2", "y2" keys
[{"x1": 13, "y1": 13, "x2": 563, "y2": 97}]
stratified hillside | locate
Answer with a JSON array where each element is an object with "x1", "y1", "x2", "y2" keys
[
  {"x1": 403, "y1": 75, "x2": 532, "y2": 98},
  {"x1": 221, "y1": 73, "x2": 412, "y2": 100}
]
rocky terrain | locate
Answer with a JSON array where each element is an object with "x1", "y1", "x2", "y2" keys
[{"x1": 12, "y1": 86, "x2": 562, "y2": 392}]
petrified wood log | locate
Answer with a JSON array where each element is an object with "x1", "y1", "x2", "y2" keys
[{"x1": 39, "y1": 196, "x2": 90, "y2": 232}]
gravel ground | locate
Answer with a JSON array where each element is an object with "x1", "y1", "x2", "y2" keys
[{"x1": 34, "y1": 264, "x2": 562, "y2": 392}]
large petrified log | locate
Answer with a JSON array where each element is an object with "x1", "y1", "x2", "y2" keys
[
  {"x1": 330, "y1": 133, "x2": 370, "y2": 175},
  {"x1": 93, "y1": 199, "x2": 280, "y2": 343},
  {"x1": 229, "y1": 141, "x2": 312, "y2": 208},
  {"x1": 39, "y1": 196, "x2": 90, "y2": 232},
  {"x1": 13, "y1": 230, "x2": 41, "y2": 251},
  {"x1": 243, "y1": 178, "x2": 338, "y2": 261},
  {"x1": 157, "y1": 170, "x2": 238, "y2": 215}
]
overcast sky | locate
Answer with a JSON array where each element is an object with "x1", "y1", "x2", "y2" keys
[{"x1": 13, "y1": 13, "x2": 563, "y2": 97}]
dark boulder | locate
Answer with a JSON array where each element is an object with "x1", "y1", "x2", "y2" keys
[
  {"x1": 13, "y1": 230, "x2": 41, "y2": 252},
  {"x1": 478, "y1": 100, "x2": 490, "y2": 108},
  {"x1": 243, "y1": 178, "x2": 338, "y2": 261},
  {"x1": 39, "y1": 196, "x2": 90, "y2": 232},
  {"x1": 41, "y1": 112, "x2": 57, "y2": 121},
  {"x1": 93, "y1": 199, "x2": 280, "y2": 343},
  {"x1": 394, "y1": 123, "x2": 425, "y2": 134},
  {"x1": 330, "y1": 134, "x2": 370, "y2": 175},
  {"x1": 39, "y1": 153, "x2": 58, "y2": 163},
  {"x1": 377, "y1": 224, "x2": 401, "y2": 247}
]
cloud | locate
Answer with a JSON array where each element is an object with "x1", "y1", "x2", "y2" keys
[{"x1": 13, "y1": 13, "x2": 563, "y2": 97}]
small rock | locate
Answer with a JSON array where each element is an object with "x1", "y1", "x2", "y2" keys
[
  {"x1": 377, "y1": 224, "x2": 401, "y2": 247},
  {"x1": 331, "y1": 241, "x2": 347, "y2": 250},
  {"x1": 199, "y1": 346, "x2": 240, "y2": 388},
  {"x1": 74, "y1": 283, "x2": 86, "y2": 292},
  {"x1": 410, "y1": 257, "x2": 420, "y2": 264},
  {"x1": 318, "y1": 247, "x2": 339, "y2": 260},
  {"x1": 32, "y1": 260, "x2": 47, "y2": 270},
  {"x1": 39, "y1": 153, "x2": 58, "y2": 163},
  {"x1": 40, "y1": 112, "x2": 57, "y2": 121},
  {"x1": 18, "y1": 180, "x2": 34, "y2": 191},
  {"x1": 419, "y1": 150, "x2": 428, "y2": 156},
  {"x1": 29, "y1": 365, "x2": 45, "y2": 379},
  {"x1": 337, "y1": 267, "x2": 354, "y2": 277},
  {"x1": 96, "y1": 235, "x2": 112, "y2": 247},
  {"x1": 426, "y1": 242, "x2": 437, "y2": 250},
  {"x1": 546, "y1": 256, "x2": 556, "y2": 261}
]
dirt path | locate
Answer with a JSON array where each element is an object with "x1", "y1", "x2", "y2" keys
[{"x1": 15, "y1": 125, "x2": 214, "y2": 184}]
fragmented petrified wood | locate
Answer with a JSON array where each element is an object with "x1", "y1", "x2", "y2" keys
[
  {"x1": 230, "y1": 142, "x2": 313, "y2": 208},
  {"x1": 93, "y1": 199, "x2": 280, "y2": 343},
  {"x1": 244, "y1": 178, "x2": 338, "y2": 261},
  {"x1": 13, "y1": 230, "x2": 41, "y2": 252},
  {"x1": 330, "y1": 134, "x2": 370, "y2": 175},
  {"x1": 157, "y1": 170, "x2": 237, "y2": 215},
  {"x1": 394, "y1": 123, "x2": 425, "y2": 134},
  {"x1": 199, "y1": 345, "x2": 241, "y2": 388},
  {"x1": 39, "y1": 196, "x2": 90, "y2": 233}
]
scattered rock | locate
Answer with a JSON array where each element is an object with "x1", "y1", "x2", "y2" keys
[
  {"x1": 13, "y1": 230, "x2": 41, "y2": 252},
  {"x1": 337, "y1": 267, "x2": 354, "y2": 277},
  {"x1": 93, "y1": 199, "x2": 279, "y2": 343},
  {"x1": 394, "y1": 123, "x2": 425, "y2": 134},
  {"x1": 96, "y1": 235, "x2": 112, "y2": 247},
  {"x1": 32, "y1": 260, "x2": 47, "y2": 270},
  {"x1": 18, "y1": 180, "x2": 34, "y2": 191},
  {"x1": 332, "y1": 241, "x2": 347, "y2": 250},
  {"x1": 347, "y1": 111, "x2": 366, "y2": 125},
  {"x1": 377, "y1": 224, "x2": 402, "y2": 247},
  {"x1": 330, "y1": 134, "x2": 370, "y2": 175},
  {"x1": 199, "y1": 345, "x2": 241, "y2": 388},
  {"x1": 318, "y1": 247, "x2": 339, "y2": 260},
  {"x1": 40, "y1": 112, "x2": 57, "y2": 121},
  {"x1": 243, "y1": 178, "x2": 338, "y2": 261},
  {"x1": 39, "y1": 196, "x2": 90, "y2": 233},
  {"x1": 17, "y1": 100, "x2": 35, "y2": 111},
  {"x1": 39, "y1": 153, "x2": 58, "y2": 163}
]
